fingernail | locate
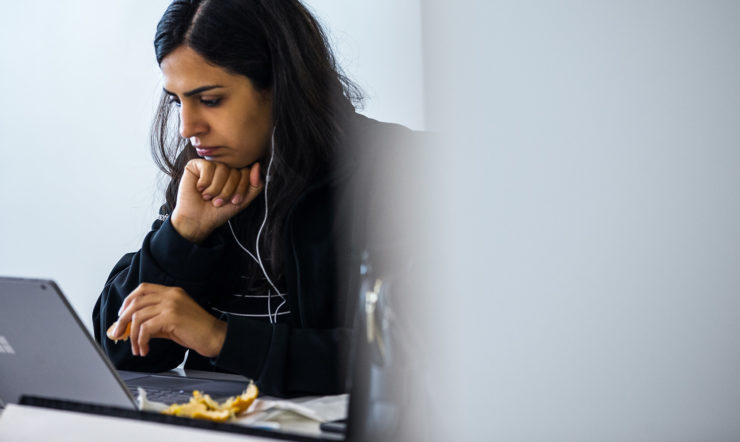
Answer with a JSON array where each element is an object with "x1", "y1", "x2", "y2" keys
[
  {"x1": 203, "y1": 194, "x2": 212, "y2": 201},
  {"x1": 231, "y1": 194, "x2": 242, "y2": 205},
  {"x1": 213, "y1": 198, "x2": 224, "y2": 207}
]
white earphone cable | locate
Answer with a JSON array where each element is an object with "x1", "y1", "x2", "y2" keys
[{"x1": 226, "y1": 126, "x2": 287, "y2": 324}]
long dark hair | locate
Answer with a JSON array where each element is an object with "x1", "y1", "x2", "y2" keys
[{"x1": 151, "y1": 0, "x2": 361, "y2": 277}]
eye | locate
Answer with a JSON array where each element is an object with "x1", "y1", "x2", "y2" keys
[
  {"x1": 168, "y1": 96, "x2": 181, "y2": 108},
  {"x1": 200, "y1": 97, "x2": 222, "y2": 107}
]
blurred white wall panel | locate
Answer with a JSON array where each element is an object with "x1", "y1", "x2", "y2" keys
[{"x1": 417, "y1": 1, "x2": 740, "y2": 440}]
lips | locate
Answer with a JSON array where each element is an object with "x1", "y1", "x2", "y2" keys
[{"x1": 195, "y1": 146, "x2": 220, "y2": 157}]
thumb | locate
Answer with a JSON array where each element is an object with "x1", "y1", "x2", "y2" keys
[
  {"x1": 237, "y1": 162, "x2": 265, "y2": 209},
  {"x1": 250, "y1": 162, "x2": 263, "y2": 188}
]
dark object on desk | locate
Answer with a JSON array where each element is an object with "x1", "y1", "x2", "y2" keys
[
  {"x1": 345, "y1": 254, "x2": 426, "y2": 441},
  {"x1": 320, "y1": 419, "x2": 347, "y2": 434}
]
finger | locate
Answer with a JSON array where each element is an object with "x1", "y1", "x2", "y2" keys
[
  {"x1": 116, "y1": 283, "x2": 162, "y2": 336},
  {"x1": 129, "y1": 305, "x2": 160, "y2": 357},
  {"x1": 136, "y1": 312, "x2": 165, "y2": 357},
  {"x1": 212, "y1": 168, "x2": 241, "y2": 208},
  {"x1": 118, "y1": 294, "x2": 159, "y2": 327},
  {"x1": 136, "y1": 289, "x2": 188, "y2": 356},
  {"x1": 118, "y1": 282, "x2": 162, "y2": 317},
  {"x1": 117, "y1": 290, "x2": 138, "y2": 317},
  {"x1": 184, "y1": 159, "x2": 207, "y2": 190},
  {"x1": 231, "y1": 168, "x2": 251, "y2": 205},
  {"x1": 201, "y1": 163, "x2": 230, "y2": 201},
  {"x1": 191, "y1": 159, "x2": 216, "y2": 196}
]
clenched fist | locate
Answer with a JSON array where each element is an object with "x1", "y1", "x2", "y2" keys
[{"x1": 171, "y1": 158, "x2": 264, "y2": 243}]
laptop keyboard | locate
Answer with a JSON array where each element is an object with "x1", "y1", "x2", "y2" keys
[
  {"x1": 121, "y1": 372, "x2": 250, "y2": 406},
  {"x1": 126, "y1": 384, "x2": 194, "y2": 405}
]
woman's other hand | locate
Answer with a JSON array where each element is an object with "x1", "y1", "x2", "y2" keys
[
  {"x1": 171, "y1": 158, "x2": 264, "y2": 243},
  {"x1": 113, "y1": 283, "x2": 227, "y2": 358}
]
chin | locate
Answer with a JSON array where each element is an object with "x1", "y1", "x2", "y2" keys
[{"x1": 202, "y1": 155, "x2": 233, "y2": 165}]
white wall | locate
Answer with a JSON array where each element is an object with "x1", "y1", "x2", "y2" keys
[
  {"x1": 306, "y1": 0, "x2": 424, "y2": 130},
  {"x1": 0, "y1": 1, "x2": 170, "y2": 330},
  {"x1": 415, "y1": 1, "x2": 740, "y2": 440},
  {"x1": 0, "y1": 1, "x2": 424, "y2": 331}
]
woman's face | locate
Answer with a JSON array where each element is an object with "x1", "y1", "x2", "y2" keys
[{"x1": 160, "y1": 45, "x2": 273, "y2": 169}]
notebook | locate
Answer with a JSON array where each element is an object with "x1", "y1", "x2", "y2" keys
[{"x1": 0, "y1": 276, "x2": 250, "y2": 409}]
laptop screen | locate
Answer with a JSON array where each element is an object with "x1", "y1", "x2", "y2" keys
[{"x1": 0, "y1": 277, "x2": 136, "y2": 409}]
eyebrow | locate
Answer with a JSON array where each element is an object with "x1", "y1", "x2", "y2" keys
[{"x1": 163, "y1": 85, "x2": 224, "y2": 97}]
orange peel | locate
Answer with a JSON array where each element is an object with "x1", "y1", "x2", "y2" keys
[
  {"x1": 219, "y1": 382, "x2": 259, "y2": 414},
  {"x1": 161, "y1": 382, "x2": 259, "y2": 422},
  {"x1": 106, "y1": 321, "x2": 131, "y2": 342}
]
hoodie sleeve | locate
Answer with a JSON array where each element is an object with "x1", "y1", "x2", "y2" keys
[
  {"x1": 211, "y1": 315, "x2": 353, "y2": 397},
  {"x1": 92, "y1": 211, "x2": 227, "y2": 372}
]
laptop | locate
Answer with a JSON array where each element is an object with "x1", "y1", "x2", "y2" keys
[{"x1": 0, "y1": 276, "x2": 250, "y2": 410}]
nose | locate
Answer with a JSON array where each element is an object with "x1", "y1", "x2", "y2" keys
[{"x1": 178, "y1": 102, "x2": 207, "y2": 139}]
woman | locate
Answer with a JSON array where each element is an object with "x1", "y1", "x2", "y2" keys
[{"x1": 93, "y1": 0, "x2": 413, "y2": 397}]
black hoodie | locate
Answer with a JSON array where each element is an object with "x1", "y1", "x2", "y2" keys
[{"x1": 93, "y1": 114, "x2": 419, "y2": 397}]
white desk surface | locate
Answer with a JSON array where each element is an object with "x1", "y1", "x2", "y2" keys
[{"x1": 0, "y1": 404, "x2": 277, "y2": 442}]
